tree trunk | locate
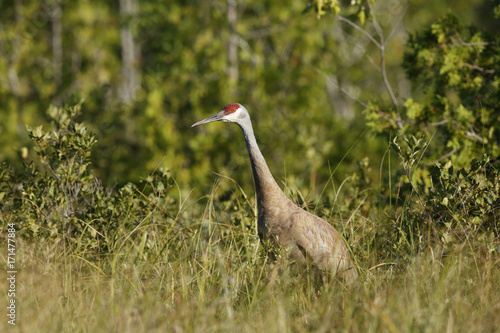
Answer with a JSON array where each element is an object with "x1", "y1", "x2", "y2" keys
[
  {"x1": 119, "y1": 0, "x2": 140, "y2": 105},
  {"x1": 227, "y1": 0, "x2": 238, "y2": 95},
  {"x1": 51, "y1": 0, "x2": 63, "y2": 105}
]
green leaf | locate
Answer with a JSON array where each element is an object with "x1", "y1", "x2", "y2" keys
[{"x1": 404, "y1": 99, "x2": 423, "y2": 120}]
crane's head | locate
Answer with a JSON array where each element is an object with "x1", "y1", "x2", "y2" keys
[{"x1": 191, "y1": 103, "x2": 249, "y2": 128}]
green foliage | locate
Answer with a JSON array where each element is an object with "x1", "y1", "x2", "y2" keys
[
  {"x1": 402, "y1": 13, "x2": 500, "y2": 164},
  {"x1": 429, "y1": 155, "x2": 499, "y2": 240},
  {"x1": 0, "y1": 0, "x2": 394, "y2": 193},
  {"x1": 0, "y1": 104, "x2": 178, "y2": 253},
  {"x1": 366, "y1": 13, "x2": 500, "y2": 161},
  {"x1": 363, "y1": 11, "x2": 500, "y2": 251},
  {"x1": 390, "y1": 136, "x2": 499, "y2": 251},
  {"x1": 304, "y1": 0, "x2": 341, "y2": 16}
]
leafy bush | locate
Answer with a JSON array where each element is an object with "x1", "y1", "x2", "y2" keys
[
  {"x1": 358, "y1": 12, "x2": 500, "y2": 251},
  {"x1": 0, "y1": 104, "x2": 178, "y2": 254},
  {"x1": 391, "y1": 136, "x2": 499, "y2": 252}
]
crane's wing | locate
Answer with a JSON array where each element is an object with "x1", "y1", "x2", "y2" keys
[{"x1": 287, "y1": 210, "x2": 353, "y2": 276}]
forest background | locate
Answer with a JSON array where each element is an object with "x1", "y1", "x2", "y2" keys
[{"x1": 0, "y1": 0, "x2": 499, "y2": 332}]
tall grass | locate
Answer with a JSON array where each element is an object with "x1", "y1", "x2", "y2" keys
[{"x1": 2, "y1": 186, "x2": 498, "y2": 332}]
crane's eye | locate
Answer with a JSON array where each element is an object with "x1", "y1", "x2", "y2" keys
[{"x1": 224, "y1": 104, "x2": 239, "y2": 115}]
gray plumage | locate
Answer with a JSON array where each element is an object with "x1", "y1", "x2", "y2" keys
[{"x1": 192, "y1": 103, "x2": 357, "y2": 283}]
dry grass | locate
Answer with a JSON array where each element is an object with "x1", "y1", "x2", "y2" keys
[{"x1": 1, "y1": 229, "x2": 498, "y2": 332}]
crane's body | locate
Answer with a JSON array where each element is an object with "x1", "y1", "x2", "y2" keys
[{"x1": 192, "y1": 103, "x2": 357, "y2": 283}]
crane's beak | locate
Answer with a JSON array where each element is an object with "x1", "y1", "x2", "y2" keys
[{"x1": 191, "y1": 110, "x2": 226, "y2": 127}]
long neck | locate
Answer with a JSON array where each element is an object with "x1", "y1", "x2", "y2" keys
[{"x1": 237, "y1": 121, "x2": 287, "y2": 205}]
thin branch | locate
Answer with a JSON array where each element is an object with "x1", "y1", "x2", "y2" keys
[
  {"x1": 334, "y1": 11, "x2": 399, "y2": 111},
  {"x1": 461, "y1": 41, "x2": 496, "y2": 46},
  {"x1": 425, "y1": 147, "x2": 460, "y2": 166},
  {"x1": 331, "y1": 3, "x2": 406, "y2": 120},
  {"x1": 335, "y1": 15, "x2": 381, "y2": 48},
  {"x1": 429, "y1": 119, "x2": 449, "y2": 127},
  {"x1": 41, "y1": 157, "x2": 61, "y2": 182},
  {"x1": 337, "y1": 26, "x2": 380, "y2": 71},
  {"x1": 367, "y1": 2, "x2": 384, "y2": 43},
  {"x1": 384, "y1": 3, "x2": 409, "y2": 48},
  {"x1": 466, "y1": 129, "x2": 486, "y2": 143},
  {"x1": 454, "y1": 31, "x2": 497, "y2": 46},
  {"x1": 365, "y1": 54, "x2": 381, "y2": 71},
  {"x1": 380, "y1": 52, "x2": 399, "y2": 110},
  {"x1": 307, "y1": 63, "x2": 368, "y2": 109},
  {"x1": 367, "y1": 1, "x2": 399, "y2": 111},
  {"x1": 462, "y1": 62, "x2": 496, "y2": 74}
]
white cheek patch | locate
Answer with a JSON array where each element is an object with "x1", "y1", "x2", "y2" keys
[{"x1": 224, "y1": 111, "x2": 242, "y2": 122}]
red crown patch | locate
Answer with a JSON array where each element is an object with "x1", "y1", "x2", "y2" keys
[{"x1": 224, "y1": 103, "x2": 239, "y2": 115}]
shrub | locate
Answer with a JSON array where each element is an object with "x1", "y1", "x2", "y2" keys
[{"x1": 0, "y1": 104, "x2": 177, "y2": 254}]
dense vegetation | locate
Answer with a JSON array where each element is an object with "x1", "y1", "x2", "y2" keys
[{"x1": 1, "y1": 0, "x2": 499, "y2": 332}]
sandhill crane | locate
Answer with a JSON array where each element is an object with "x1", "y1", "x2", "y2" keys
[{"x1": 192, "y1": 103, "x2": 358, "y2": 283}]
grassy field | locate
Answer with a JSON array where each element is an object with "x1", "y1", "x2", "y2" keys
[{"x1": 2, "y1": 211, "x2": 499, "y2": 332}]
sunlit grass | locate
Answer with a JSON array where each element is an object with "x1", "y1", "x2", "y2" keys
[{"x1": 2, "y1": 213, "x2": 498, "y2": 332}]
